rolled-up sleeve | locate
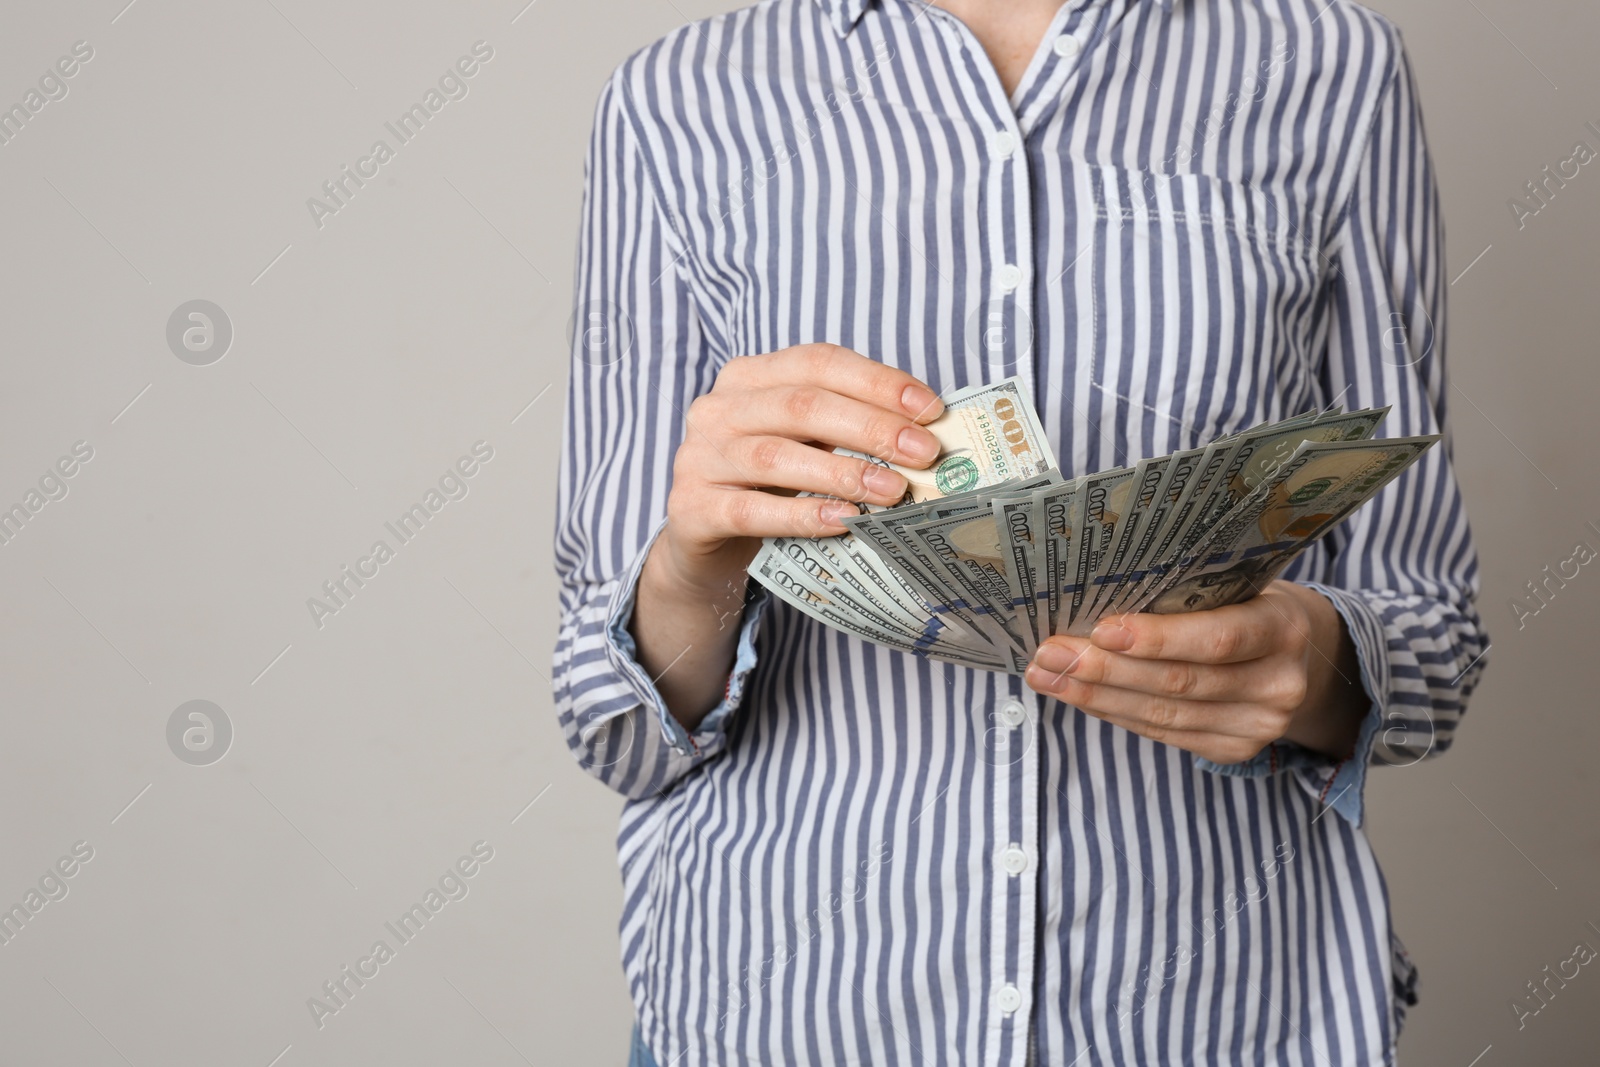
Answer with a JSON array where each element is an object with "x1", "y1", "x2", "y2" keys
[
  {"x1": 1198, "y1": 33, "x2": 1488, "y2": 827},
  {"x1": 552, "y1": 69, "x2": 768, "y2": 800}
]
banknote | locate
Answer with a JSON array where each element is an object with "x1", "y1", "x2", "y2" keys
[
  {"x1": 755, "y1": 535, "x2": 947, "y2": 649},
  {"x1": 997, "y1": 491, "x2": 1049, "y2": 648},
  {"x1": 1129, "y1": 434, "x2": 1440, "y2": 616},
  {"x1": 1066, "y1": 465, "x2": 1140, "y2": 633},
  {"x1": 750, "y1": 547, "x2": 1007, "y2": 670},
  {"x1": 1110, "y1": 408, "x2": 1389, "y2": 614},
  {"x1": 903, "y1": 506, "x2": 1038, "y2": 656},
  {"x1": 1082, "y1": 454, "x2": 1171, "y2": 623},
  {"x1": 886, "y1": 378, "x2": 1056, "y2": 503},
  {"x1": 1031, "y1": 482, "x2": 1083, "y2": 642},
  {"x1": 1097, "y1": 445, "x2": 1206, "y2": 615},
  {"x1": 846, "y1": 472, "x2": 1061, "y2": 651}
]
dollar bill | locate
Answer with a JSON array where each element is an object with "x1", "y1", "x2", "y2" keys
[
  {"x1": 858, "y1": 504, "x2": 1023, "y2": 659},
  {"x1": 1031, "y1": 481, "x2": 1083, "y2": 642},
  {"x1": 997, "y1": 492, "x2": 1048, "y2": 648},
  {"x1": 753, "y1": 535, "x2": 947, "y2": 650},
  {"x1": 1130, "y1": 434, "x2": 1439, "y2": 616},
  {"x1": 887, "y1": 378, "x2": 1056, "y2": 502},
  {"x1": 902, "y1": 507, "x2": 1038, "y2": 656},
  {"x1": 1095, "y1": 445, "x2": 1206, "y2": 618},
  {"x1": 1081, "y1": 454, "x2": 1170, "y2": 622},
  {"x1": 760, "y1": 374, "x2": 1057, "y2": 651},
  {"x1": 845, "y1": 473, "x2": 1059, "y2": 649},
  {"x1": 751, "y1": 548, "x2": 1008, "y2": 670},
  {"x1": 1112, "y1": 407, "x2": 1389, "y2": 614},
  {"x1": 1066, "y1": 466, "x2": 1139, "y2": 634}
]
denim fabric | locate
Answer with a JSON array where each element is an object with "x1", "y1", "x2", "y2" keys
[{"x1": 627, "y1": 1024, "x2": 658, "y2": 1067}]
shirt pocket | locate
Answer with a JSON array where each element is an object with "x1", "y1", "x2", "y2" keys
[{"x1": 1082, "y1": 165, "x2": 1323, "y2": 445}]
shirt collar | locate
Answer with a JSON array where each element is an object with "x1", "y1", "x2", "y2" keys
[{"x1": 812, "y1": 0, "x2": 1177, "y2": 39}]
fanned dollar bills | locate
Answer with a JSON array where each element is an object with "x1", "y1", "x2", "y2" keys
[{"x1": 748, "y1": 377, "x2": 1438, "y2": 675}]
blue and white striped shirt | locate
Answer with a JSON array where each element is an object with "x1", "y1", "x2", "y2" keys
[{"x1": 554, "y1": 0, "x2": 1486, "y2": 1062}]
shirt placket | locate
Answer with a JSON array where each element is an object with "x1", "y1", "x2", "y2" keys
[{"x1": 921, "y1": 4, "x2": 1112, "y2": 1063}]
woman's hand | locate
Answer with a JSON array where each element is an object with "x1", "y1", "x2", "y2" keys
[
  {"x1": 635, "y1": 344, "x2": 944, "y2": 728},
  {"x1": 657, "y1": 344, "x2": 945, "y2": 598},
  {"x1": 1023, "y1": 581, "x2": 1368, "y2": 764}
]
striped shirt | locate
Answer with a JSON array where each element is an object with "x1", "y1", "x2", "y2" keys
[{"x1": 553, "y1": 0, "x2": 1486, "y2": 1063}]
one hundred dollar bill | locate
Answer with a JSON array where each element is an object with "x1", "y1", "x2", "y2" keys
[
  {"x1": 886, "y1": 378, "x2": 1056, "y2": 502},
  {"x1": 1129, "y1": 434, "x2": 1439, "y2": 616}
]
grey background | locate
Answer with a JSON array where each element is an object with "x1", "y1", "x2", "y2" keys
[{"x1": 0, "y1": 0, "x2": 1593, "y2": 1064}]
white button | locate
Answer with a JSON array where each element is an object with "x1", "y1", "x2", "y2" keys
[
  {"x1": 1053, "y1": 35, "x2": 1081, "y2": 59},
  {"x1": 1000, "y1": 844, "x2": 1029, "y2": 875},
  {"x1": 989, "y1": 129, "x2": 1017, "y2": 160},
  {"x1": 996, "y1": 983, "x2": 1023, "y2": 1014},
  {"x1": 996, "y1": 264, "x2": 1023, "y2": 292},
  {"x1": 998, "y1": 699, "x2": 1027, "y2": 727}
]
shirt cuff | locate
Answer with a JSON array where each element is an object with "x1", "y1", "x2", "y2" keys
[
  {"x1": 603, "y1": 517, "x2": 770, "y2": 758},
  {"x1": 1192, "y1": 582, "x2": 1391, "y2": 827}
]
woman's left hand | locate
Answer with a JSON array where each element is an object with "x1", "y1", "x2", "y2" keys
[{"x1": 1023, "y1": 580, "x2": 1367, "y2": 765}]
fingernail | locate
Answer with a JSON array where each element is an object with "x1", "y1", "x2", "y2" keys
[
  {"x1": 818, "y1": 500, "x2": 856, "y2": 525},
  {"x1": 861, "y1": 465, "x2": 906, "y2": 498},
  {"x1": 897, "y1": 426, "x2": 939, "y2": 464},
  {"x1": 1033, "y1": 641, "x2": 1084, "y2": 675},
  {"x1": 1024, "y1": 664, "x2": 1064, "y2": 693},
  {"x1": 901, "y1": 384, "x2": 943, "y2": 421},
  {"x1": 1091, "y1": 623, "x2": 1133, "y2": 652}
]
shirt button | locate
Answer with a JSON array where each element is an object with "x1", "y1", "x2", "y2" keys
[
  {"x1": 1000, "y1": 844, "x2": 1029, "y2": 875},
  {"x1": 1053, "y1": 34, "x2": 1082, "y2": 59},
  {"x1": 997, "y1": 983, "x2": 1023, "y2": 1014},
  {"x1": 996, "y1": 264, "x2": 1023, "y2": 293},
  {"x1": 989, "y1": 129, "x2": 1017, "y2": 160},
  {"x1": 998, "y1": 699, "x2": 1027, "y2": 727}
]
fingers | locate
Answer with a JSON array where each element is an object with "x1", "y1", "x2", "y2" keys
[
  {"x1": 726, "y1": 345, "x2": 945, "y2": 424},
  {"x1": 668, "y1": 486, "x2": 861, "y2": 542},
  {"x1": 1030, "y1": 635, "x2": 1255, "y2": 703},
  {"x1": 1021, "y1": 663, "x2": 1288, "y2": 745},
  {"x1": 669, "y1": 344, "x2": 945, "y2": 550},
  {"x1": 710, "y1": 385, "x2": 941, "y2": 468},
  {"x1": 720, "y1": 436, "x2": 910, "y2": 505},
  {"x1": 1085, "y1": 598, "x2": 1284, "y2": 664}
]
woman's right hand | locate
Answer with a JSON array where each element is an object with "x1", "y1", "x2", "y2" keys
[{"x1": 657, "y1": 344, "x2": 946, "y2": 598}]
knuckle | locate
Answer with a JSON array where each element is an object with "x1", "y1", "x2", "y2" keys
[
  {"x1": 747, "y1": 437, "x2": 785, "y2": 475},
  {"x1": 1209, "y1": 626, "x2": 1240, "y2": 661},
  {"x1": 1147, "y1": 699, "x2": 1179, "y2": 732},
  {"x1": 1129, "y1": 620, "x2": 1161, "y2": 658},
  {"x1": 782, "y1": 385, "x2": 825, "y2": 424},
  {"x1": 670, "y1": 443, "x2": 699, "y2": 484},
  {"x1": 717, "y1": 354, "x2": 752, "y2": 386},
  {"x1": 871, "y1": 363, "x2": 910, "y2": 402},
  {"x1": 1161, "y1": 661, "x2": 1198, "y2": 698},
  {"x1": 686, "y1": 396, "x2": 726, "y2": 440},
  {"x1": 800, "y1": 343, "x2": 838, "y2": 375},
  {"x1": 722, "y1": 493, "x2": 759, "y2": 536},
  {"x1": 1223, "y1": 738, "x2": 1267, "y2": 765},
  {"x1": 1143, "y1": 716, "x2": 1181, "y2": 747},
  {"x1": 1276, "y1": 670, "x2": 1309, "y2": 710},
  {"x1": 834, "y1": 460, "x2": 867, "y2": 500},
  {"x1": 1267, "y1": 705, "x2": 1295, "y2": 738}
]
